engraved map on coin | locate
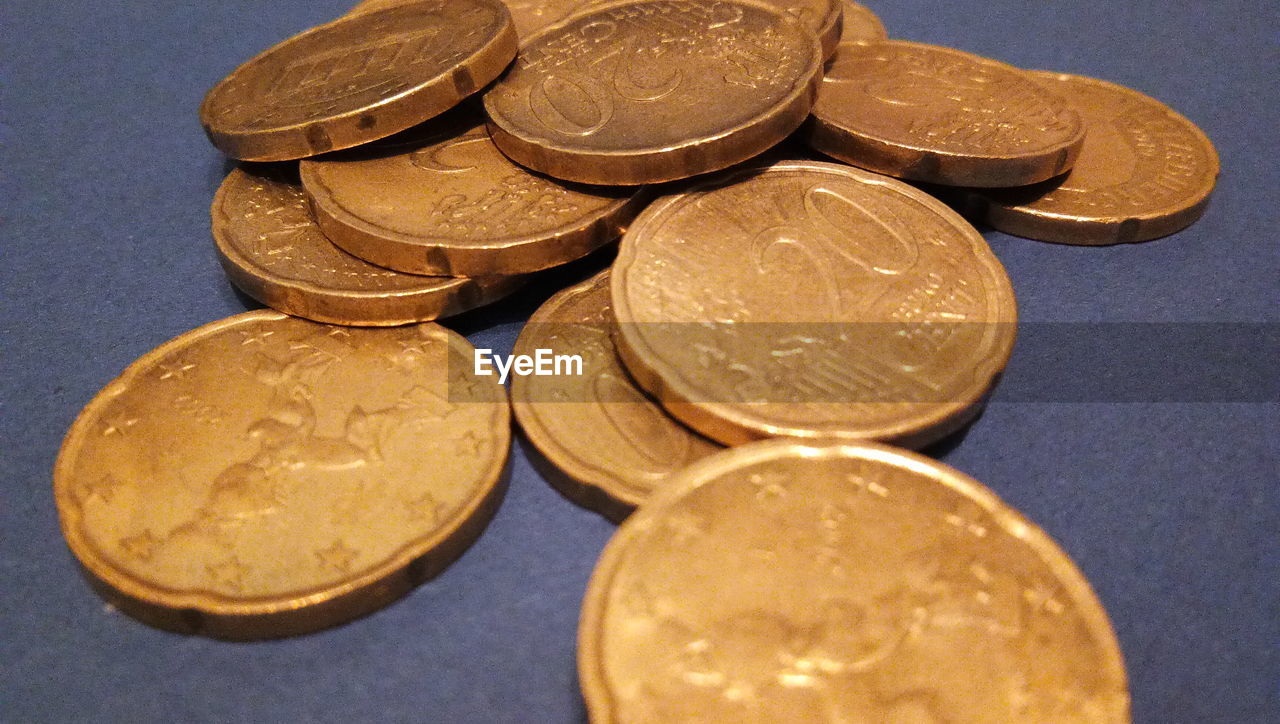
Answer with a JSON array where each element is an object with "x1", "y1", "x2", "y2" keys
[
  {"x1": 579, "y1": 440, "x2": 1131, "y2": 723},
  {"x1": 611, "y1": 161, "x2": 1016, "y2": 448},
  {"x1": 978, "y1": 72, "x2": 1220, "y2": 245},
  {"x1": 484, "y1": 0, "x2": 822, "y2": 184},
  {"x1": 54, "y1": 311, "x2": 509, "y2": 637},
  {"x1": 512, "y1": 271, "x2": 719, "y2": 519}
]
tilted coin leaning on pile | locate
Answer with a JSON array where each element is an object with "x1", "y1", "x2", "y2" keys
[{"x1": 56, "y1": 0, "x2": 1220, "y2": 719}]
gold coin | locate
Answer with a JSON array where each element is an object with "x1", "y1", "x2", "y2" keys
[
  {"x1": 511, "y1": 271, "x2": 720, "y2": 521},
  {"x1": 299, "y1": 108, "x2": 646, "y2": 276},
  {"x1": 53, "y1": 311, "x2": 510, "y2": 639},
  {"x1": 611, "y1": 160, "x2": 1017, "y2": 448},
  {"x1": 214, "y1": 165, "x2": 520, "y2": 325},
  {"x1": 972, "y1": 72, "x2": 1220, "y2": 245},
  {"x1": 838, "y1": 0, "x2": 886, "y2": 43},
  {"x1": 483, "y1": 0, "x2": 824, "y2": 185},
  {"x1": 349, "y1": 0, "x2": 611, "y2": 40},
  {"x1": 579, "y1": 439, "x2": 1131, "y2": 722},
  {"x1": 804, "y1": 40, "x2": 1085, "y2": 187},
  {"x1": 200, "y1": 1, "x2": 517, "y2": 161}
]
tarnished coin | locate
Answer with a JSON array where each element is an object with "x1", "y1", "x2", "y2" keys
[
  {"x1": 972, "y1": 72, "x2": 1220, "y2": 245},
  {"x1": 483, "y1": 0, "x2": 823, "y2": 185},
  {"x1": 299, "y1": 109, "x2": 645, "y2": 276},
  {"x1": 804, "y1": 41, "x2": 1085, "y2": 187},
  {"x1": 838, "y1": 0, "x2": 886, "y2": 43},
  {"x1": 511, "y1": 271, "x2": 720, "y2": 521},
  {"x1": 214, "y1": 166, "x2": 520, "y2": 325},
  {"x1": 200, "y1": 1, "x2": 517, "y2": 161},
  {"x1": 579, "y1": 439, "x2": 1131, "y2": 722},
  {"x1": 611, "y1": 160, "x2": 1017, "y2": 448},
  {"x1": 54, "y1": 311, "x2": 510, "y2": 639}
]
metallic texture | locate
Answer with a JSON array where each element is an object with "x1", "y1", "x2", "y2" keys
[
  {"x1": 972, "y1": 72, "x2": 1220, "y2": 245},
  {"x1": 579, "y1": 439, "x2": 1131, "y2": 722},
  {"x1": 611, "y1": 160, "x2": 1017, "y2": 448},
  {"x1": 837, "y1": 0, "x2": 886, "y2": 44},
  {"x1": 511, "y1": 271, "x2": 720, "y2": 521},
  {"x1": 213, "y1": 166, "x2": 521, "y2": 325},
  {"x1": 201, "y1": 1, "x2": 518, "y2": 161},
  {"x1": 54, "y1": 311, "x2": 510, "y2": 639},
  {"x1": 299, "y1": 108, "x2": 646, "y2": 276},
  {"x1": 804, "y1": 41, "x2": 1085, "y2": 187},
  {"x1": 483, "y1": 0, "x2": 823, "y2": 185}
]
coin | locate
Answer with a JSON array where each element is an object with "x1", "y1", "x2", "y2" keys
[
  {"x1": 483, "y1": 0, "x2": 824, "y2": 185},
  {"x1": 54, "y1": 311, "x2": 510, "y2": 639},
  {"x1": 611, "y1": 160, "x2": 1017, "y2": 448},
  {"x1": 299, "y1": 108, "x2": 646, "y2": 276},
  {"x1": 804, "y1": 40, "x2": 1085, "y2": 187},
  {"x1": 511, "y1": 271, "x2": 720, "y2": 521},
  {"x1": 579, "y1": 439, "x2": 1131, "y2": 722},
  {"x1": 774, "y1": 0, "x2": 843, "y2": 60},
  {"x1": 838, "y1": 0, "x2": 885, "y2": 43},
  {"x1": 214, "y1": 166, "x2": 520, "y2": 325},
  {"x1": 200, "y1": 1, "x2": 518, "y2": 161},
  {"x1": 505, "y1": 0, "x2": 839, "y2": 52},
  {"x1": 972, "y1": 72, "x2": 1220, "y2": 245}
]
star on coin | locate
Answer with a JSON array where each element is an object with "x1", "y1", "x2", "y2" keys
[
  {"x1": 81, "y1": 473, "x2": 125, "y2": 504},
  {"x1": 454, "y1": 431, "x2": 484, "y2": 456},
  {"x1": 206, "y1": 556, "x2": 247, "y2": 591},
  {"x1": 845, "y1": 472, "x2": 890, "y2": 498},
  {"x1": 316, "y1": 539, "x2": 358, "y2": 573},
  {"x1": 238, "y1": 330, "x2": 275, "y2": 347},
  {"x1": 157, "y1": 359, "x2": 197, "y2": 380},
  {"x1": 944, "y1": 511, "x2": 989, "y2": 538},
  {"x1": 101, "y1": 414, "x2": 139, "y2": 437},
  {"x1": 747, "y1": 471, "x2": 788, "y2": 502},
  {"x1": 404, "y1": 492, "x2": 448, "y2": 523},
  {"x1": 119, "y1": 530, "x2": 161, "y2": 561}
]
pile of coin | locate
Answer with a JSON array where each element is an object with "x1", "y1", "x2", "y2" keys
[{"x1": 54, "y1": 0, "x2": 1221, "y2": 719}]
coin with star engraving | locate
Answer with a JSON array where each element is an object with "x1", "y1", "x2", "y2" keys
[
  {"x1": 200, "y1": 0, "x2": 517, "y2": 161},
  {"x1": 299, "y1": 108, "x2": 646, "y2": 276},
  {"x1": 838, "y1": 0, "x2": 885, "y2": 43},
  {"x1": 483, "y1": 0, "x2": 823, "y2": 185},
  {"x1": 214, "y1": 166, "x2": 521, "y2": 325},
  {"x1": 971, "y1": 72, "x2": 1220, "y2": 245},
  {"x1": 53, "y1": 311, "x2": 510, "y2": 639},
  {"x1": 579, "y1": 439, "x2": 1131, "y2": 722},
  {"x1": 611, "y1": 160, "x2": 1017, "y2": 448},
  {"x1": 511, "y1": 271, "x2": 720, "y2": 521},
  {"x1": 804, "y1": 40, "x2": 1085, "y2": 187}
]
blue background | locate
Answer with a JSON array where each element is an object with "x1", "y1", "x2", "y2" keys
[{"x1": 3, "y1": 1, "x2": 1277, "y2": 721}]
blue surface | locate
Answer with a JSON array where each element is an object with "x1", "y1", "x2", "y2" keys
[{"x1": 2, "y1": 1, "x2": 1277, "y2": 721}]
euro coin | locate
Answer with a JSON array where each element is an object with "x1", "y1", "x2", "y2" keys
[
  {"x1": 201, "y1": 1, "x2": 517, "y2": 161},
  {"x1": 838, "y1": 0, "x2": 886, "y2": 44},
  {"x1": 804, "y1": 40, "x2": 1085, "y2": 187},
  {"x1": 579, "y1": 439, "x2": 1131, "y2": 722},
  {"x1": 299, "y1": 108, "x2": 645, "y2": 276},
  {"x1": 214, "y1": 166, "x2": 520, "y2": 325},
  {"x1": 611, "y1": 160, "x2": 1017, "y2": 448},
  {"x1": 54, "y1": 311, "x2": 509, "y2": 638},
  {"x1": 484, "y1": 0, "x2": 823, "y2": 184},
  {"x1": 511, "y1": 271, "x2": 720, "y2": 521},
  {"x1": 973, "y1": 72, "x2": 1219, "y2": 245}
]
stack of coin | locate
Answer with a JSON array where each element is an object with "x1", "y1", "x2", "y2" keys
[{"x1": 54, "y1": 0, "x2": 1223, "y2": 715}]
